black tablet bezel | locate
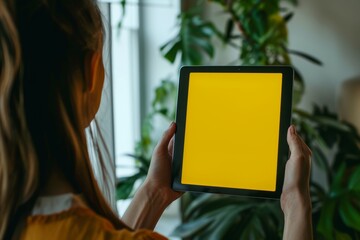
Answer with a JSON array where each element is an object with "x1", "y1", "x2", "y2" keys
[{"x1": 171, "y1": 66, "x2": 293, "y2": 199}]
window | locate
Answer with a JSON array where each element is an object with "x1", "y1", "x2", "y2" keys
[{"x1": 98, "y1": 0, "x2": 181, "y2": 236}]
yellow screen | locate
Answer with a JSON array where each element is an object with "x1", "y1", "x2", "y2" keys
[{"x1": 181, "y1": 72, "x2": 283, "y2": 191}]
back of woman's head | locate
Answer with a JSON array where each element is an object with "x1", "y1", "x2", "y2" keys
[
  {"x1": 0, "y1": 0, "x2": 125, "y2": 238},
  {"x1": 17, "y1": 0, "x2": 103, "y2": 188}
]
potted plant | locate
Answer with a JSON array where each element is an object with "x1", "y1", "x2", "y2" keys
[{"x1": 116, "y1": 0, "x2": 360, "y2": 239}]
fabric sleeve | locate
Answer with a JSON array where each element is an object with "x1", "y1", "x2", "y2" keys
[{"x1": 21, "y1": 207, "x2": 168, "y2": 240}]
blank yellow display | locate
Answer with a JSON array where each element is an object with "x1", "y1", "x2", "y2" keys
[{"x1": 181, "y1": 73, "x2": 282, "y2": 191}]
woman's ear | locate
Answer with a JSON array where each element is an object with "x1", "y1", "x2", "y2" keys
[
  {"x1": 82, "y1": 51, "x2": 105, "y2": 127},
  {"x1": 84, "y1": 51, "x2": 102, "y2": 93}
]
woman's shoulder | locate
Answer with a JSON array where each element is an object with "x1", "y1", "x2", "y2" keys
[{"x1": 20, "y1": 194, "x2": 167, "y2": 240}]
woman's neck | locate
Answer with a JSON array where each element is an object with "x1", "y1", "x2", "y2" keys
[{"x1": 40, "y1": 168, "x2": 76, "y2": 196}]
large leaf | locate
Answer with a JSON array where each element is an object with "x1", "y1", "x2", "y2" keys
[
  {"x1": 160, "y1": 12, "x2": 218, "y2": 65},
  {"x1": 240, "y1": 214, "x2": 266, "y2": 240},
  {"x1": 312, "y1": 146, "x2": 331, "y2": 172},
  {"x1": 160, "y1": 39, "x2": 181, "y2": 63},
  {"x1": 208, "y1": 207, "x2": 242, "y2": 240},
  {"x1": 288, "y1": 49, "x2": 323, "y2": 65},
  {"x1": 283, "y1": 12, "x2": 294, "y2": 22},
  {"x1": 191, "y1": 205, "x2": 245, "y2": 240},
  {"x1": 339, "y1": 198, "x2": 360, "y2": 231},
  {"x1": 315, "y1": 117, "x2": 352, "y2": 133},
  {"x1": 171, "y1": 217, "x2": 213, "y2": 238},
  {"x1": 348, "y1": 166, "x2": 360, "y2": 191},
  {"x1": 116, "y1": 172, "x2": 143, "y2": 199},
  {"x1": 185, "y1": 195, "x2": 254, "y2": 220},
  {"x1": 299, "y1": 120, "x2": 328, "y2": 149},
  {"x1": 294, "y1": 108, "x2": 353, "y2": 134},
  {"x1": 123, "y1": 153, "x2": 150, "y2": 173},
  {"x1": 224, "y1": 19, "x2": 234, "y2": 43},
  {"x1": 190, "y1": 36, "x2": 215, "y2": 58},
  {"x1": 311, "y1": 181, "x2": 327, "y2": 211},
  {"x1": 330, "y1": 163, "x2": 346, "y2": 197},
  {"x1": 317, "y1": 200, "x2": 336, "y2": 240},
  {"x1": 184, "y1": 193, "x2": 213, "y2": 218}
]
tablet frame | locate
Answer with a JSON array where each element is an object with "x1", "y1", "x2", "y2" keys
[{"x1": 171, "y1": 66, "x2": 293, "y2": 199}]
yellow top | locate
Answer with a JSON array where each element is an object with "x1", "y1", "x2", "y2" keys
[{"x1": 19, "y1": 194, "x2": 167, "y2": 240}]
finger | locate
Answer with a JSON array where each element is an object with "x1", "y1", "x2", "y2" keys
[
  {"x1": 168, "y1": 136, "x2": 175, "y2": 157},
  {"x1": 287, "y1": 125, "x2": 303, "y2": 158},
  {"x1": 155, "y1": 122, "x2": 176, "y2": 151}
]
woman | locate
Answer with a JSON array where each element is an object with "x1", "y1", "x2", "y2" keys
[{"x1": 0, "y1": 0, "x2": 312, "y2": 239}]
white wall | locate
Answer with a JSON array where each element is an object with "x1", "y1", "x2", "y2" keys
[
  {"x1": 287, "y1": 0, "x2": 360, "y2": 112},
  {"x1": 139, "y1": 1, "x2": 180, "y2": 117}
]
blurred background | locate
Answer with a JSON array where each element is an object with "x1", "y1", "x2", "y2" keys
[{"x1": 96, "y1": 0, "x2": 360, "y2": 239}]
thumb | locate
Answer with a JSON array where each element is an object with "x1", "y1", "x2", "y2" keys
[
  {"x1": 287, "y1": 125, "x2": 302, "y2": 158},
  {"x1": 155, "y1": 122, "x2": 176, "y2": 152}
]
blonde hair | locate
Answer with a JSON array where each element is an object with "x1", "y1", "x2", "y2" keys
[{"x1": 0, "y1": 0, "x2": 127, "y2": 238}]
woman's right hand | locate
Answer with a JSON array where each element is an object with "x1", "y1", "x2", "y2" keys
[
  {"x1": 281, "y1": 125, "x2": 312, "y2": 213},
  {"x1": 281, "y1": 125, "x2": 313, "y2": 240}
]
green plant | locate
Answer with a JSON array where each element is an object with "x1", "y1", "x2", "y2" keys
[
  {"x1": 160, "y1": 8, "x2": 219, "y2": 65},
  {"x1": 116, "y1": 79, "x2": 177, "y2": 199},
  {"x1": 294, "y1": 107, "x2": 360, "y2": 240},
  {"x1": 115, "y1": 0, "x2": 360, "y2": 239}
]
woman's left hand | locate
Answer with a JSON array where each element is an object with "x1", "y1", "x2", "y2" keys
[
  {"x1": 122, "y1": 122, "x2": 183, "y2": 230},
  {"x1": 143, "y1": 122, "x2": 183, "y2": 205}
]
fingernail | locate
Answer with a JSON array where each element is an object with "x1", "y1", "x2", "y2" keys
[
  {"x1": 169, "y1": 121, "x2": 175, "y2": 128},
  {"x1": 290, "y1": 125, "x2": 296, "y2": 135}
]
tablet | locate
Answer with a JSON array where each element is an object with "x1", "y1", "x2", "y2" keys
[{"x1": 172, "y1": 66, "x2": 293, "y2": 199}]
